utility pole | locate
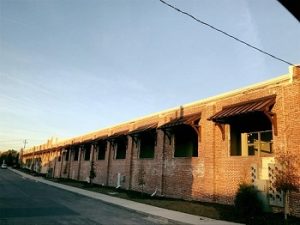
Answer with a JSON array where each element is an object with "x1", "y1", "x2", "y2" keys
[
  {"x1": 23, "y1": 139, "x2": 27, "y2": 150},
  {"x1": 19, "y1": 139, "x2": 27, "y2": 168}
]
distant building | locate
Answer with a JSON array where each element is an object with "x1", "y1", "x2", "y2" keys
[{"x1": 22, "y1": 65, "x2": 300, "y2": 217}]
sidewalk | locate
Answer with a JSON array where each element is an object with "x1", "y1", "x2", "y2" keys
[{"x1": 9, "y1": 168, "x2": 243, "y2": 225}]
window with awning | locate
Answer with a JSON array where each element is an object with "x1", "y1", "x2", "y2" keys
[
  {"x1": 83, "y1": 143, "x2": 91, "y2": 161},
  {"x1": 73, "y1": 146, "x2": 79, "y2": 161},
  {"x1": 108, "y1": 131, "x2": 128, "y2": 160},
  {"x1": 114, "y1": 136, "x2": 127, "y2": 159},
  {"x1": 96, "y1": 140, "x2": 107, "y2": 160},
  {"x1": 129, "y1": 123, "x2": 157, "y2": 159},
  {"x1": 159, "y1": 113, "x2": 200, "y2": 158},
  {"x1": 208, "y1": 95, "x2": 276, "y2": 157},
  {"x1": 139, "y1": 130, "x2": 156, "y2": 159}
]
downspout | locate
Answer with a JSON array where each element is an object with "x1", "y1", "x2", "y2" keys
[
  {"x1": 77, "y1": 146, "x2": 82, "y2": 181},
  {"x1": 31, "y1": 148, "x2": 35, "y2": 171},
  {"x1": 160, "y1": 130, "x2": 166, "y2": 196},
  {"x1": 128, "y1": 136, "x2": 135, "y2": 190},
  {"x1": 151, "y1": 188, "x2": 158, "y2": 197},
  {"x1": 67, "y1": 148, "x2": 71, "y2": 179},
  {"x1": 59, "y1": 149, "x2": 63, "y2": 178},
  {"x1": 281, "y1": 86, "x2": 288, "y2": 153},
  {"x1": 53, "y1": 150, "x2": 57, "y2": 178},
  {"x1": 47, "y1": 151, "x2": 50, "y2": 177},
  {"x1": 90, "y1": 143, "x2": 95, "y2": 183},
  {"x1": 212, "y1": 106, "x2": 217, "y2": 202},
  {"x1": 106, "y1": 141, "x2": 112, "y2": 186}
]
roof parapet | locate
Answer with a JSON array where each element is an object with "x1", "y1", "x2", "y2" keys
[{"x1": 289, "y1": 65, "x2": 300, "y2": 81}]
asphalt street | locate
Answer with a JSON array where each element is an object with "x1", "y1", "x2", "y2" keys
[{"x1": 0, "y1": 169, "x2": 183, "y2": 225}]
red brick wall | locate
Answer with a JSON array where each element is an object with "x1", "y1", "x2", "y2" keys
[
  {"x1": 93, "y1": 145, "x2": 109, "y2": 186},
  {"x1": 107, "y1": 137, "x2": 131, "y2": 189},
  {"x1": 53, "y1": 151, "x2": 62, "y2": 178},
  {"x1": 130, "y1": 129, "x2": 164, "y2": 195},
  {"x1": 284, "y1": 67, "x2": 300, "y2": 217},
  {"x1": 22, "y1": 66, "x2": 300, "y2": 217}
]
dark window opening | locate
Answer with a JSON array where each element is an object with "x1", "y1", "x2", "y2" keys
[
  {"x1": 84, "y1": 144, "x2": 91, "y2": 161},
  {"x1": 174, "y1": 125, "x2": 198, "y2": 157},
  {"x1": 73, "y1": 146, "x2": 79, "y2": 161},
  {"x1": 97, "y1": 140, "x2": 107, "y2": 160},
  {"x1": 65, "y1": 149, "x2": 69, "y2": 161},
  {"x1": 230, "y1": 112, "x2": 273, "y2": 156},
  {"x1": 58, "y1": 156, "x2": 61, "y2": 162},
  {"x1": 139, "y1": 130, "x2": 156, "y2": 159},
  {"x1": 115, "y1": 136, "x2": 127, "y2": 159},
  {"x1": 26, "y1": 159, "x2": 31, "y2": 167}
]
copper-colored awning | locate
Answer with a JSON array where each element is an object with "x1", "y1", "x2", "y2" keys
[
  {"x1": 128, "y1": 123, "x2": 157, "y2": 135},
  {"x1": 94, "y1": 134, "x2": 108, "y2": 141},
  {"x1": 108, "y1": 130, "x2": 128, "y2": 139},
  {"x1": 208, "y1": 95, "x2": 276, "y2": 124},
  {"x1": 159, "y1": 113, "x2": 201, "y2": 129}
]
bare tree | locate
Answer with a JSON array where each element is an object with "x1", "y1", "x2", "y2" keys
[
  {"x1": 274, "y1": 151, "x2": 300, "y2": 221},
  {"x1": 89, "y1": 161, "x2": 96, "y2": 185}
]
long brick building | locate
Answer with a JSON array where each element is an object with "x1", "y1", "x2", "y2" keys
[{"x1": 21, "y1": 65, "x2": 300, "y2": 216}]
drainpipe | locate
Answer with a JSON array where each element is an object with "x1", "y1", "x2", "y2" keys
[
  {"x1": 59, "y1": 149, "x2": 63, "y2": 178},
  {"x1": 90, "y1": 144, "x2": 95, "y2": 184},
  {"x1": 160, "y1": 130, "x2": 166, "y2": 196},
  {"x1": 106, "y1": 141, "x2": 112, "y2": 186},
  {"x1": 47, "y1": 151, "x2": 50, "y2": 177},
  {"x1": 67, "y1": 148, "x2": 71, "y2": 179},
  {"x1": 53, "y1": 151, "x2": 57, "y2": 178},
  {"x1": 151, "y1": 188, "x2": 158, "y2": 197},
  {"x1": 128, "y1": 136, "x2": 135, "y2": 190},
  {"x1": 77, "y1": 146, "x2": 82, "y2": 180},
  {"x1": 212, "y1": 111, "x2": 217, "y2": 202},
  {"x1": 116, "y1": 173, "x2": 121, "y2": 188},
  {"x1": 31, "y1": 148, "x2": 35, "y2": 171}
]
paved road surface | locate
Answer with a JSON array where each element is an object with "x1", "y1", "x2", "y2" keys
[{"x1": 0, "y1": 169, "x2": 183, "y2": 225}]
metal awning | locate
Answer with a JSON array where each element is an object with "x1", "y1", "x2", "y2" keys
[
  {"x1": 128, "y1": 123, "x2": 157, "y2": 135},
  {"x1": 108, "y1": 130, "x2": 128, "y2": 139},
  {"x1": 93, "y1": 134, "x2": 108, "y2": 142},
  {"x1": 208, "y1": 95, "x2": 276, "y2": 124},
  {"x1": 159, "y1": 113, "x2": 201, "y2": 129}
]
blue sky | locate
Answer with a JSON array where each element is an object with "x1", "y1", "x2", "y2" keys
[{"x1": 0, "y1": 0, "x2": 299, "y2": 151}]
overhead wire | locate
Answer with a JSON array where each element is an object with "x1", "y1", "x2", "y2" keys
[{"x1": 159, "y1": 0, "x2": 297, "y2": 67}]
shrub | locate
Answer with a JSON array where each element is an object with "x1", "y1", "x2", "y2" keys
[{"x1": 234, "y1": 183, "x2": 263, "y2": 218}]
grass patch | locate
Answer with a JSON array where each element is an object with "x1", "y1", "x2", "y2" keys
[{"x1": 47, "y1": 178, "x2": 300, "y2": 225}]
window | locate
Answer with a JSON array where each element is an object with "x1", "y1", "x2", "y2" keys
[
  {"x1": 259, "y1": 130, "x2": 273, "y2": 156},
  {"x1": 97, "y1": 140, "x2": 106, "y2": 160},
  {"x1": 139, "y1": 131, "x2": 156, "y2": 159},
  {"x1": 58, "y1": 156, "x2": 61, "y2": 162},
  {"x1": 208, "y1": 95, "x2": 275, "y2": 157},
  {"x1": 115, "y1": 136, "x2": 127, "y2": 159},
  {"x1": 174, "y1": 125, "x2": 198, "y2": 157},
  {"x1": 245, "y1": 130, "x2": 273, "y2": 156},
  {"x1": 26, "y1": 159, "x2": 31, "y2": 167},
  {"x1": 65, "y1": 149, "x2": 69, "y2": 161},
  {"x1": 73, "y1": 146, "x2": 79, "y2": 161},
  {"x1": 230, "y1": 113, "x2": 273, "y2": 156},
  {"x1": 84, "y1": 144, "x2": 91, "y2": 161}
]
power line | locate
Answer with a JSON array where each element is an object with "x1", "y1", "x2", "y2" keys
[{"x1": 159, "y1": 0, "x2": 297, "y2": 67}]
